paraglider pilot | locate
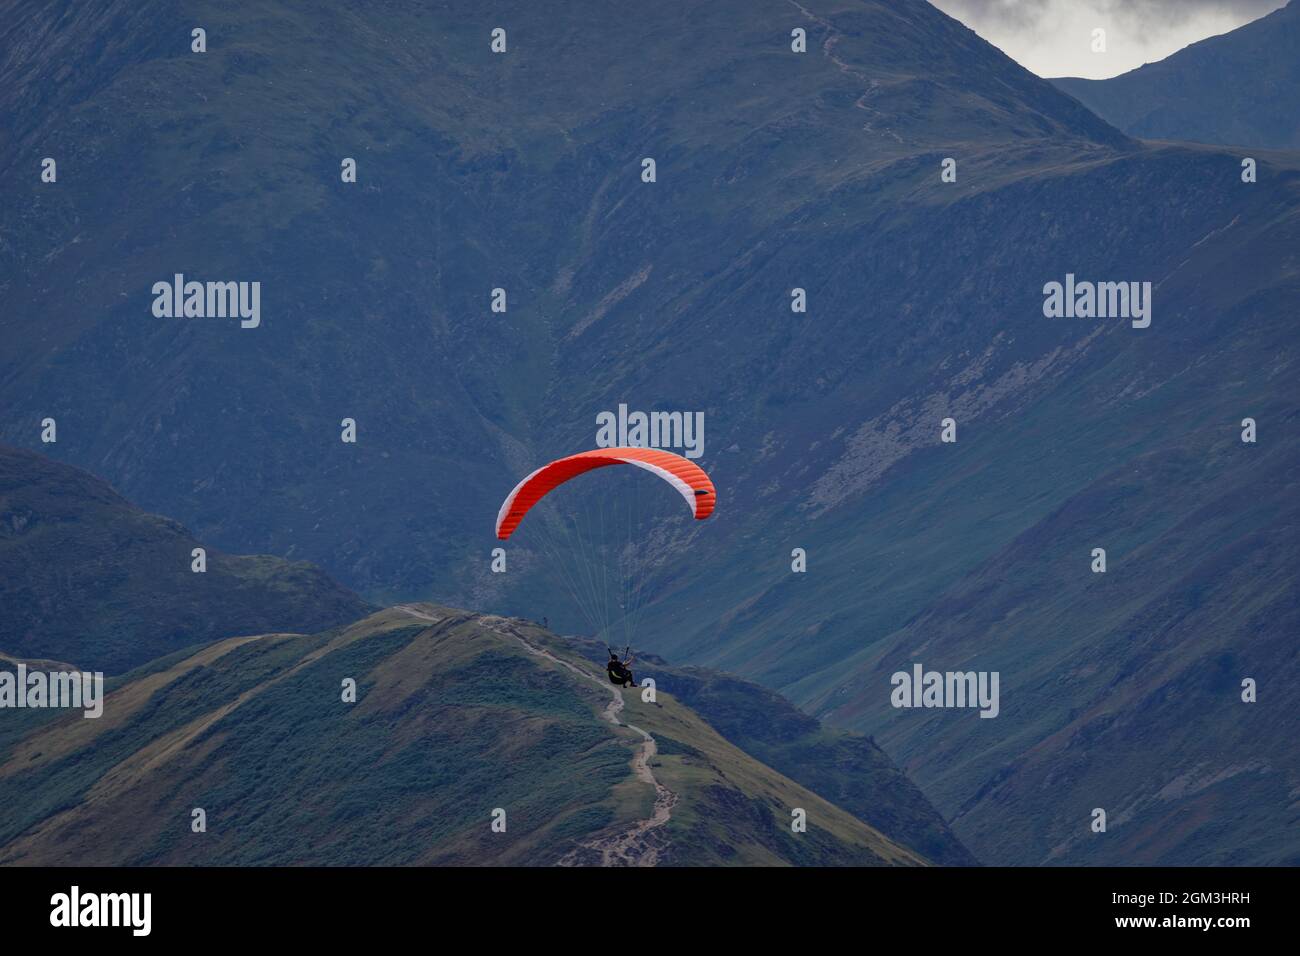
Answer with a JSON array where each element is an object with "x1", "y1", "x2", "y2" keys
[{"x1": 607, "y1": 647, "x2": 636, "y2": 688}]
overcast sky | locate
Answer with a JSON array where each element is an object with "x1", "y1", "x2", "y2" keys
[{"x1": 929, "y1": 0, "x2": 1287, "y2": 78}]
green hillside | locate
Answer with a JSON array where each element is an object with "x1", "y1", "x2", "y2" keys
[
  {"x1": 0, "y1": 605, "x2": 932, "y2": 866},
  {"x1": 565, "y1": 636, "x2": 975, "y2": 866},
  {"x1": 0, "y1": 444, "x2": 373, "y2": 673}
]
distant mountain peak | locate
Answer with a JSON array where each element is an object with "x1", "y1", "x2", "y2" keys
[{"x1": 1050, "y1": 2, "x2": 1300, "y2": 147}]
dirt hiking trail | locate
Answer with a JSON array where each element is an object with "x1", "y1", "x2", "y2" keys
[{"x1": 395, "y1": 604, "x2": 675, "y2": 866}]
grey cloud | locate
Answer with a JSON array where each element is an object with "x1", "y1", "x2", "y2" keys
[
  {"x1": 934, "y1": 0, "x2": 1285, "y2": 30},
  {"x1": 929, "y1": 0, "x2": 1288, "y2": 77}
]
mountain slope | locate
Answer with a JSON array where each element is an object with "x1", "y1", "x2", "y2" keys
[
  {"x1": 815, "y1": 429, "x2": 1300, "y2": 865},
  {"x1": 1, "y1": 0, "x2": 1296, "y2": 869},
  {"x1": 0, "y1": 0, "x2": 1126, "y2": 603},
  {"x1": 1051, "y1": 1, "x2": 1300, "y2": 148},
  {"x1": 641, "y1": 143, "x2": 1300, "y2": 865},
  {"x1": 0, "y1": 444, "x2": 372, "y2": 673},
  {"x1": 565, "y1": 636, "x2": 976, "y2": 866},
  {"x1": 0, "y1": 605, "x2": 935, "y2": 866}
]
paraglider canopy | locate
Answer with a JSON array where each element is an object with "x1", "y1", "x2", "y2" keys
[{"x1": 495, "y1": 447, "x2": 715, "y2": 540}]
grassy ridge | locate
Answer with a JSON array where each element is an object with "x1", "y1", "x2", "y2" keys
[{"x1": 0, "y1": 606, "x2": 937, "y2": 866}]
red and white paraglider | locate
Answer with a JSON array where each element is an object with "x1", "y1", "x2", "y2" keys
[
  {"x1": 496, "y1": 447, "x2": 715, "y2": 540},
  {"x1": 494, "y1": 447, "x2": 716, "y2": 646}
]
